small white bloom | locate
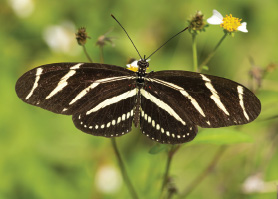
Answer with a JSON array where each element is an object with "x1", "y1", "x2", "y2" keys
[{"x1": 207, "y1": 10, "x2": 223, "y2": 25}]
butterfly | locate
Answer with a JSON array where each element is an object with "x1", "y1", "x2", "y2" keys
[{"x1": 15, "y1": 57, "x2": 261, "y2": 144}]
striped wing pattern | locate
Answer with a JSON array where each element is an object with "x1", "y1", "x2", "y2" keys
[
  {"x1": 15, "y1": 62, "x2": 261, "y2": 144},
  {"x1": 140, "y1": 87, "x2": 197, "y2": 144},
  {"x1": 16, "y1": 63, "x2": 137, "y2": 137},
  {"x1": 146, "y1": 71, "x2": 261, "y2": 128}
]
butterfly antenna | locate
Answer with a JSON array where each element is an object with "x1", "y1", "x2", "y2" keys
[
  {"x1": 146, "y1": 27, "x2": 189, "y2": 60},
  {"x1": 111, "y1": 14, "x2": 143, "y2": 60}
]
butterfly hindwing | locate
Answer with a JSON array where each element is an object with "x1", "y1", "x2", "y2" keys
[
  {"x1": 140, "y1": 86, "x2": 197, "y2": 144},
  {"x1": 146, "y1": 70, "x2": 261, "y2": 128},
  {"x1": 72, "y1": 89, "x2": 137, "y2": 137}
]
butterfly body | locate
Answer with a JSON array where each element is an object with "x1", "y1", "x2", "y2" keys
[{"x1": 16, "y1": 61, "x2": 261, "y2": 144}]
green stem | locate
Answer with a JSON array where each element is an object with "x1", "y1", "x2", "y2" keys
[
  {"x1": 160, "y1": 145, "x2": 180, "y2": 198},
  {"x1": 82, "y1": 45, "x2": 93, "y2": 63},
  {"x1": 199, "y1": 33, "x2": 227, "y2": 68},
  {"x1": 192, "y1": 33, "x2": 198, "y2": 72},
  {"x1": 179, "y1": 146, "x2": 226, "y2": 198},
  {"x1": 111, "y1": 138, "x2": 139, "y2": 199},
  {"x1": 99, "y1": 46, "x2": 104, "y2": 64}
]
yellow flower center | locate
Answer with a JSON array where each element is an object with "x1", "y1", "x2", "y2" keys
[
  {"x1": 127, "y1": 66, "x2": 149, "y2": 72},
  {"x1": 220, "y1": 14, "x2": 242, "y2": 32},
  {"x1": 127, "y1": 66, "x2": 139, "y2": 72}
]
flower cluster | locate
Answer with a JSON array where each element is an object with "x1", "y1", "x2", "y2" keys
[
  {"x1": 75, "y1": 27, "x2": 90, "y2": 46},
  {"x1": 188, "y1": 11, "x2": 207, "y2": 34}
]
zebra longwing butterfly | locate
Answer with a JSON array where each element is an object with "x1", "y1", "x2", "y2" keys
[
  {"x1": 15, "y1": 16, "x2": 261, "y2": 144},
  {"x1": 15, "y1": 58, "x2": 261, "y2": 144}
]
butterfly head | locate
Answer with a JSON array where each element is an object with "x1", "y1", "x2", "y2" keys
[
  {"x1": 138, "y1": 58, "x2": 149, "y2": 69},
  {"x1": 126, "y1": 57, "x2": 150, "y2": 73},
  {"x1": 137, "y1": 57, "x2": 149, "y2": 75}
]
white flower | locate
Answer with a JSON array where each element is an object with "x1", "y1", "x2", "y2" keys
[
  {"x1": 207, "y1": 9, "x2": 248, "y2": 33},
  {"x1": 126, "y1": 60, "x2": 139, "y2": 69},
  {"x1": 126, "y1": 59, "x2": 150, "y2": 72},
  {"x1": 95, "y1": 165, "x2": 122, "y2": 194}
]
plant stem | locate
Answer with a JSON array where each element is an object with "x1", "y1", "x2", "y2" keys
[
  {"x1": 199, "y1": 33, "x2": 227, "y2": 68},
  {"x1": 111, "y1": 138, "x2": 139, "y2": 199},
  {"x1": 99, "y1": 46, "x2": 104, "y2": 64},
  {"x1": 82, "y1": 45, "x2": 93, "y2": 63},
  {"x1": 160, "y1": 145, "x2": 180, "y2": 198},
  {"x1": 179, "y1": 146, "x2": 226, "y2": 198},
  {"x1": 192, "y1": 33, "x2": 198, "y2": 72}
]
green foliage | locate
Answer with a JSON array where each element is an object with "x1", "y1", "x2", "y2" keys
[
  {"x1": 1, "y1": 0, "x2": 278, "y2": 199},
  {"x1": 149, "y1": 143, "x2": 169, "y2": 154},
  {"x1": 190, "y1": 128, "x2": 253, "y2": 145}
]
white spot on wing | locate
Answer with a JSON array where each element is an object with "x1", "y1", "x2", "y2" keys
[
  {"x1": 122, "y1": 114, "x2": 126, "y2": 121},
  {"x1": 117, "y1": 117, "x2": 121, "y2": 124},
  {"x1": 148, "y1": 116, "x2": 151, "y2": 123},
  {"x1": 156, "y1": 124, "x2": 160, "y2": 130},
  {"x1": 25, "y1": 68, "x2": 43, "y2": 99},
  {"x1": 144, "y1": 114, "x2": 148, "y2": 120}
]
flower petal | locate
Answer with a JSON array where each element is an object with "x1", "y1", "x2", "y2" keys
[
  {"x1": 207, "y1": 9, "x2": 223, "y2": 25},
  {"x1": 237, "y1": 22, "x2": 248, "y2": 33},
  {"x1": 126, "y1": 60, "x2": 138, "y2": 68}
]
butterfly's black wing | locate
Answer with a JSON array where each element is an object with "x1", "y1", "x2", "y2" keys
[
  {"x1": 140, "y1": 70, "x2": 261, "y2": 144},
  {"x1": 139, "y1": 86, "x2": 198, "y2": 144},
  {"x1": 16, "y1": 62, "x2": 137, "y2": 137}
]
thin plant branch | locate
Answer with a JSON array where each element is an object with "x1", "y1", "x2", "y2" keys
[
  {"x1": 82, "y1": 45, "x2": 93, "y2": 63},
  {"x1": 160, "y1": 145, "x2": 180, "y2": 198},
  {"x1": 111, "y1": 138, "x2": 139, "y2": 199},
  {"x1": 179, "y1": 145, "x2": 227, "y2": 198},
  {"x1": 199, "y1": 33, "x2": 227, "y2": 68},
  {"x1": 99, "y1": 46, "x2": 104, "y2": 64},
  {"x1": 192, "y1": 33, "x2": 198, "y2": 72}
]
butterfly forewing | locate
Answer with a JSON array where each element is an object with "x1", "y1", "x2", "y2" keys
[
  {"x1": 15, "y1": 63, "x2": 136, "y2": 115},
  {"x1": 146, "y1": 70, "x2": 261, "y2": 128}
]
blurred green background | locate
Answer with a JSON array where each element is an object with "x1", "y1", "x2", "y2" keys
[{"x1": 1, "y1": 0, "x2": 278, "y2": 198}]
